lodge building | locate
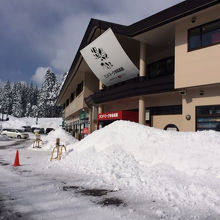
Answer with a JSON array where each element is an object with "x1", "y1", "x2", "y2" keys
[{"x1": 57, "y1": 0, "x2": 220, "y2": 139}]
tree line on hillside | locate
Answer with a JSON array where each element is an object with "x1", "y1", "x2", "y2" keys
[{"x1": 0, "y1": 69, "x2": 62, "y2": 118}]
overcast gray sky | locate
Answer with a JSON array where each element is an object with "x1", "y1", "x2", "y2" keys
[{"x1": 0, "y1": 0, "x2": 184, "y2": 85}]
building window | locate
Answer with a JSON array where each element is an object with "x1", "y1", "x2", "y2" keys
[
  {"x1": 196, "y1": 105, "x2": 220, "y2": 131},
  {"x1": 66, "y1": 99, "x2": 69, "y2": 107},
  {"x1": 188, "y1": 19, "x2": 220, "y2": 51},
  {"x1": 76, "y1": 81, "x2": 83, "y2": 97},
  {"x1": 70, "y1": 92, "x2": 75, "y2": 102},
  {"x1": 147, "y1": 57, "x2": 174, "y2": 79}
]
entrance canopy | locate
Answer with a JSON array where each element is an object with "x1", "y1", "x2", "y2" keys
[{"x1": 80, "y1": 28, "x2": 139, "y2": 86}]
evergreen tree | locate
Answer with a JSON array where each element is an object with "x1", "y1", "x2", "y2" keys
[
  {"x1": 0, "y1": 74, "x2": 60, "y2": 118},
  {"x1": 29, "y1": 85, "x2": 39, "y2": 117},
  {"x1": 20, "y1": 82, "x2": 28, "y2": 117},
  {"x1": 38, "y1": 69, "x2": 61, "y2": 117},
  {"x1": 24, "y1": 82, "x2": 33, "y2": 117},
  {"x1": 25, "y1": 103, "x2": 31, "y2": 117},
  {"x1": 11, "y1": 82, "x2": 23, "y2": 117},
  {"x1": 30, "y1": 105, "x2": 38, "y2": 118},
  {"x1": 29, "y1": 82, "x2": 35, "y2": 106},
  {"x1": 33, "y1": 85, "x2": 39, "y2": 106},
  {"x1": 1, "y1": 81, "x2": 12, "y2": 116},
  {"x1": 0, "y1": 84, "x2": 3, "y2": 119}
]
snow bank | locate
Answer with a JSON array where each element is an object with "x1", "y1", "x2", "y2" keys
[
  {"x1": 1, "y1": 115, "x2": 26, "y2": 129},
  {"x1": 1, "y1": 115, "x2": 62, "y2": 129},
  {"x1": 0, "y1": 135, "x2": 10, "y2": 141},
  {"x1": 51, "y1": 120, "x2": 220, "y2": 216},
  {"x1": 58, "y1": 120, "x2": 220, "y2": 182},
  {"x1": 36, "y1": 127, "x2": 78, "y2": 151}
]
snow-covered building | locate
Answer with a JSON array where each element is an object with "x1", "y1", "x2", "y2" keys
[{"x1": 57, "y1": 0, "x2": 220, "y2": 138}]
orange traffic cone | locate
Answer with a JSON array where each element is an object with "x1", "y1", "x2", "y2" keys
[{"x1": 13, "y1": 150, "x2": 21, "y2": 166}]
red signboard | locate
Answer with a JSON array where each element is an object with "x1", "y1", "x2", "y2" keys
[
  {"x1": 97, "y1": 110, "x2": 138, "y2": 129},
  {"x1": 82, "y1": 127, "x2": 89, "y2": 134},
  {"x1": 98, "y1": 111, "x2": 122, "y2": 120}
]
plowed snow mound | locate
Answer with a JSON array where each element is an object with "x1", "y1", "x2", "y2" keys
[
  {"x1": 62, "y1": 120, "x2": 220, "y2": 177},
  {"x1": 32, "y1": 127, "x2": 78, "y2": 151},
  {"x1": 50, "y1": 121, "x2": 220, "y2": 217}
]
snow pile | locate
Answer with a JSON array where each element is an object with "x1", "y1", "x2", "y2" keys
[
  {"x1": 1, "y1": 115, "x2": 62, "y2": 129},
  {"x1": 38, "y1": 127, "x2": 78, "y2": 151},
  {"x1": 1, "y1": 115, "x2": 26, "y2": 129},
  {"x1": 51, "y1": 120, "x2": 220, "y2": 217},
  {"x1": 61, "y1": 120, "x2": 220, "y2": 178},
  {"x1": 0, "y1": 135, "x2": 10, "y2": 141}
]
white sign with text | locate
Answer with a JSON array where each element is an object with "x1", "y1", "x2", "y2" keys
[{"x1": 80, "y1": 28, "x2": 139, "y2": 86}]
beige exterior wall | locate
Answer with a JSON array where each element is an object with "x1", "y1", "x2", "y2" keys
[
  {"x1": 63, "y1": 70, "x2": 85, "y2": 119},
  {"x1": 63, "y1": 70, "x2": 99, "y2": 119},
  {"x1": 62, "y1": 71, "x2": 85, "y2": 103},
  {"x1": 152, "y1": 115, "x2": 184, "y2": 130},
  {"x1": 152, "y1": 85, "x2": 220, "y2": 132},
  {"x1": 181, "y1": 85, "x2": 220, "y2": 131},
  {"x1": 64, "y1": 93, "x2": 84, "y2": 119},
  {"x1": 84, "y1": 72, "x2": 99, "y2": 97},
  {"x1": 175, "y1": 5, "x2": 220, "y2": 89}
]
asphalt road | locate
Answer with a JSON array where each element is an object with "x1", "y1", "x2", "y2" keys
[{"x1": 0, "y1": 139, "x2": 28, "y2": 149}]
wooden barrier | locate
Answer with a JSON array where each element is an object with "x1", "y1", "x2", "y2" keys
[
  {"x1": 33, "y1": 133, "x2": 42, "y2": 148},
  {"x1": 50, "y1": 138, "x2": 66, "y2": 161}
]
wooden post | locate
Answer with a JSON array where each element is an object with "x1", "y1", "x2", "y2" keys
[{"x1": 56, "y1": 138, "x2": 60, "y2": 146}]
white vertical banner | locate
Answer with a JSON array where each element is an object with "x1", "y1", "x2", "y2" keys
[{"x1": 80, "y1": 28, "x2": 139, "y2": 86}]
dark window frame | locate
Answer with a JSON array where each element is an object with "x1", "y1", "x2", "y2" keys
[
  {"x1": 76, "y1": 81, "x2": 84, "y2": 97},
  {"x1": 196, "y1": 105, "x2": 220, "y2": 131},
  {"x1": 147, "y1": 56, "x2": 174, "y2": 79},
  {"x1": 188, "y1": 19, "x2": 220, "y2": 52},
  {"x1": 70, "y1": 92, "x2": 75, "y2": 102},
  {"x1": 66, "y1": 98, "x2": 69, "y2": 107}
]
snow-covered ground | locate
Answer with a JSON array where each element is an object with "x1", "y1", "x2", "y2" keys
[
  {"x1": 1, "y1": 115, "x2": 62, "y2": 130},
  {"x1": 31, "y1": 127, "x2": 78, "y2": 151},
  {"x1": 1, "y1": 119, "x2": 220, "y2": 219}
]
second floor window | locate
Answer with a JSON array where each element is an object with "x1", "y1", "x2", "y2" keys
[
  {"x1": 70, "y1": 92, "x2": 75, "y2": 102},
  {"x1": 66, "y1": 99, "x2": 69, "y2": 107},
  {"x1": 147, "y1": 56, "x2": 174, "y2": 79},
  {"x1": 76, "y1": 81, "x2": 83, "y2": 97},
  {"x1": 188, "y1": 19, "x2": 220, "y2": 51}
]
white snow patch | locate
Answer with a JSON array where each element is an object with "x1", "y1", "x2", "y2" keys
[
  {"x1": 0, "y1": 135, "x2": 10, "y2": 141},
  {"x1": 1, "y1": 115, "x2": 62, "y2": 130},
  {"x1": 31, "y1": 127, "x2": 78, "y2": 151}
]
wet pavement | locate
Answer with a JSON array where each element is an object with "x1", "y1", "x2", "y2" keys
[
  {"x1": 62, "y1": 185, "x2": 126, "y2": 207},
  {"x1": 0, "y1": 137, "x2": 127, "y2": 220},
  {"x1": 0, "y1": 138, "x2": 32, "y2": 220},
  {"x1": 0, "y1": 138, "x2": 28, "y2": 149}
]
